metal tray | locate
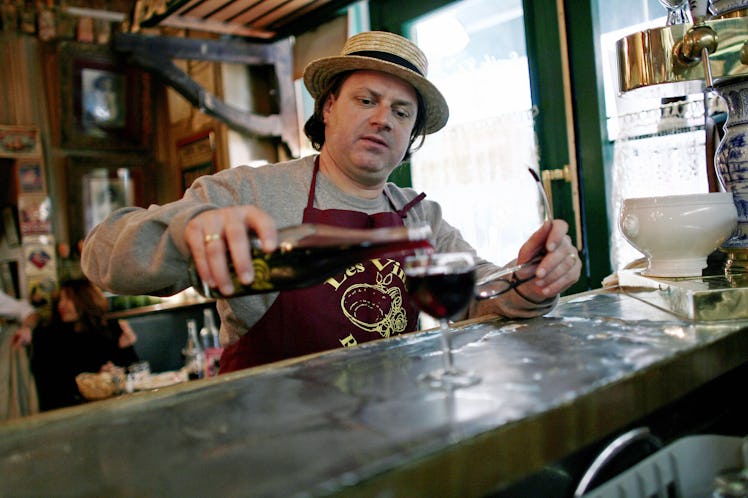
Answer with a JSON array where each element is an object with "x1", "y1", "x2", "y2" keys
[{"x1": 618, "y1": 269, "x2": 748, "y2": 321}]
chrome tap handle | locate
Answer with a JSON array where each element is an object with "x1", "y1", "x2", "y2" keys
[
  {"x1": 674, "y1": 1, "x2": 718, "y2": 87},
  {"x1": 702, "y1": 46, "x2": 714, "y2": 88}
]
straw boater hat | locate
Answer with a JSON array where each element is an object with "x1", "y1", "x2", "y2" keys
[{"x1": 303, "y1": 31, "x2": 449, "y2": 134}]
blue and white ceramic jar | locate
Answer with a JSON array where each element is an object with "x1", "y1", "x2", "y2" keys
[{"x1": 714, "y1": 78, "x2": 748, "y2": 268}]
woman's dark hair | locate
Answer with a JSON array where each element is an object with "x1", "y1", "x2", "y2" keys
[
  {"x1": 57, "y1": 278, "x2": 109, "y2": 332},
  {"x1": 303, "y1": 71, "x2": 428, "y2": 163}
]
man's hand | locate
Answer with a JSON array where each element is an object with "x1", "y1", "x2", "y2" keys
[
  {"x1": 513, "y1": 220, "x2": 582, "y2": 302},
  {"x1": 185, "y1": 206, "x2": 278, "y2": 296}
]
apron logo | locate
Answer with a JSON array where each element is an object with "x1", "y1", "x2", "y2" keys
[
  {"x1": 339, "y1": 262, "x2": 407, "y2": 338},
  {"x1": 323, "y1": 263, "x2": 366, "y2": 290}
]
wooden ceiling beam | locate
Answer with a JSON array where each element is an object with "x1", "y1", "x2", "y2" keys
[{"x1": 114, "y1": 32, "x2": 300, "y2": 156}]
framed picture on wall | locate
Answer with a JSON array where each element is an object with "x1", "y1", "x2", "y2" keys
[
  {"x1": 17, "y1": 158, "x2": 46, "y2": 194},
  {"x1": 82, "y1": 170, "x2": 134, "y2": 235},
  {"x1": 182, "y1": 162, "x2": 214, "y2": 193},
  {"x1": 0, "y1": 125, "x2": 41, "y2": 157},
  {"x1": 59, "y1": 42, "x2": 151, "y2": 150},
  {"x1": 65, "y1": 154, "x2": 153, "y2": 245},
  {"x1": 18, "y1": 194, "x2": 52, "y2": 236},
  {"x1": 177, "y1": 130, "x2": 215, "y2": 193}
]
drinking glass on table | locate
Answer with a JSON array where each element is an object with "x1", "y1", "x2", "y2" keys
[
  {"x1": 405, "y1": 250, "x2": 545, "y2": 389},
  {"x1": 405, "y1": 252, "x2": 479, "y2": 389}
]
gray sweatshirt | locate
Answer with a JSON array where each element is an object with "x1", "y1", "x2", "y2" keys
[{"x1": 82, "y1": 155, "x2": 555, "y2": 346}]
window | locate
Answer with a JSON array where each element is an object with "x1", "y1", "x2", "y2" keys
[{"x1": 408, "y1": 0, "x2": 544, "y2": 265}]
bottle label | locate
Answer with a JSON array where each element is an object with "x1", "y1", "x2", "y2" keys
[{"x1": 252, "y1": 259, "x2": 273, "y2": 291}]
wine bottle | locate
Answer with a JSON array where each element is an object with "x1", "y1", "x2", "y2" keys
[
  {"x1": 183, "y1": 319, "x2": 205, "y2": 380},
  {"x1": 199, "y1": 308, "x2": 220, "y2": 349},
  {"x1": 200, "y1": 308, "x2": 223, "y2": 377},
  {"x1": 189, "y1": 223, "x2": 433, "y2": 299}
]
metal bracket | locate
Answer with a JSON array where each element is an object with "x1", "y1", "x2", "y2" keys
[{"x1": 113, "y1": 32, "x2": 300, "y2": 157}]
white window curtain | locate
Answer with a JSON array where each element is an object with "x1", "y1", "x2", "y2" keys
[
  {"x1": 411, "y1": 109, "x2": 543, "y2": 265},
  {"x1": 409, "y1": 0, "x2": 544, "y2": 266},
  {"x1": 609, "y1": 97, "x2": 709, "y2": 271}
]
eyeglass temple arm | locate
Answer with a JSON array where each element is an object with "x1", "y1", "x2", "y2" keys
[
  {"x1": 476, "y1": 255, "x2": 543, "y2": 287},
  {"x1": 528, "y1": 167, "x2": 553, "y2": 222}
]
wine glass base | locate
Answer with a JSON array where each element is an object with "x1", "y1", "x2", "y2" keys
[{"x1": 417, "y1": 369, "x2": 481, "y2": 390}]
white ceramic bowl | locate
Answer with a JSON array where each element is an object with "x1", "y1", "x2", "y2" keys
[{"x1": 619, "y1": 192, "x2": 738, "y2": 277}]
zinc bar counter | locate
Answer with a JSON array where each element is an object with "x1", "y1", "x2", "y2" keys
[{"x1": 1, "y1": 286, "x2": 747, "y2": 496}]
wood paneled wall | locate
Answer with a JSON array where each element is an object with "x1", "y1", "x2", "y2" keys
[{"x1": 0, "y1": 35, "x2": 42, "y2": 125}]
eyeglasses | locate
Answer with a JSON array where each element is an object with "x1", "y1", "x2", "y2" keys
[
  {"x1": 475, "y1": 255, "x2": 543, "y2": 300},
  {"x1": 473, "y1": 167, "x2": 551, "y2": 300}
]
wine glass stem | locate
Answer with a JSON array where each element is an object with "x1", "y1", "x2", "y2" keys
[{"x1": 439, "y1": 319, "x2": 456, "y2": 374}]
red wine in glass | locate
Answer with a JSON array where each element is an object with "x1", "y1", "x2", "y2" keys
[
  {"x1": 405, "y1": 252, "x2": 480, "y2": 389},
  {"x1": 407, "y1": 271, "x2": 475, "y2": 320}
]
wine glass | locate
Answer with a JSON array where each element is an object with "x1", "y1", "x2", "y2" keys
[{"x1": 405, "y1": 251, "x2": 479, "y2": 389}]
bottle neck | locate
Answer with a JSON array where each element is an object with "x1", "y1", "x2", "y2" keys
[
  {"x1": 203, "y1": 309, "x2": 216, "y2": 328},
  {"x1": 187, "y1": 320, "x2": 200, "y2": 345}
]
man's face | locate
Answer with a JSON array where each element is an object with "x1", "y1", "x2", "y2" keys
[{"x1": 321, "y1": 70, "x2": 418, "y2": 188}]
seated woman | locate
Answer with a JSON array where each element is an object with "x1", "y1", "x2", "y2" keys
[{"x1": 31, "y1": 278, "x2": 139, "y2": 411}]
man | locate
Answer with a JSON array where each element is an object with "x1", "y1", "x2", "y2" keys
[{"x1": 81, "y1": 31, "x2": 581, "y2": 372}]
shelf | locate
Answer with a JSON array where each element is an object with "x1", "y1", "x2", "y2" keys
[{"x1": 105, "y1": 290, "x2": 214, "y2": 319}]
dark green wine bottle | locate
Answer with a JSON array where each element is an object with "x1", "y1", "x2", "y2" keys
[{"x1": 189, "y1": 223, "x2": 433, "y2": 298}]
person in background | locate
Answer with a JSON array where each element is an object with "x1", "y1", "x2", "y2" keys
[
  {"x1": 30, "y1": 278, "x2": 139, "y2": 411},
  {"x1": 1, "y1": 291, "x2": 42, "y2": 418},
  {"x1": 81, "y1": 31, "x2": 581, "y2": 372},
  {"x1": 1, "y1": 290, "x2": 40, "y2": 349}
]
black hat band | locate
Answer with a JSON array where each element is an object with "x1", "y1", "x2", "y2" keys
[{"x1": 348, "y1": 50, "x2": 424, "y2": 76}]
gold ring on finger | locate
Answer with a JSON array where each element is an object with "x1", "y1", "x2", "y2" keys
[{"x1": 204, "y1": 233, "x2": 221, "y2": 244}]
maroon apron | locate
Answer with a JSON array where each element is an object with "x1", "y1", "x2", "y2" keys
[{"x1": 220, "y1": 159, "x2": 426, "y2": 372}]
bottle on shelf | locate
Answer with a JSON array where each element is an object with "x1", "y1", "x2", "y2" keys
[
  {"x1": 188, "y1": 223, "x2": 433, "y2": 299},
  {"x1": 200, "y1": 308, "x2": 222, "y2": 377},
  {"x1": 200, "y1": 308, "x2": 220, "y2": 350},
  {"x1": 183, "y1": 319, "x2": 205, "y2": 380}
]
